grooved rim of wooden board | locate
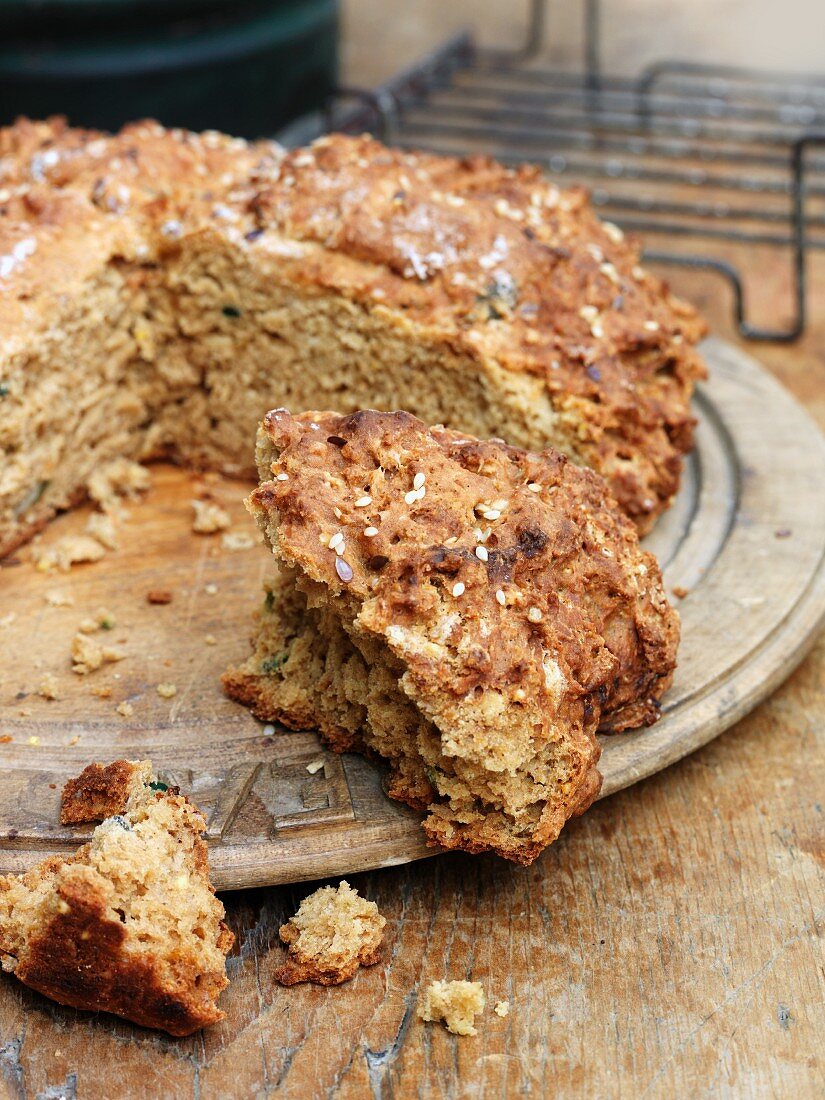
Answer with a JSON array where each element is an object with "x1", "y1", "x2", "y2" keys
[{"x1": 1, "y1": 336, "x2": 824, "y2": 890}]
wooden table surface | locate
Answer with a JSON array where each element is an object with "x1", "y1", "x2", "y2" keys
[{"x1": 2, "y1": 16, "x2": 825, "y2": 1100}]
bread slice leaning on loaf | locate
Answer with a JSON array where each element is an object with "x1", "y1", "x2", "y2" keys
[
  {"x1": 223, "y1": 409, "x2": 680, "y2": 864},
  {"x1": 0, "y1": 118, "x2": 705, "y2": 557}
]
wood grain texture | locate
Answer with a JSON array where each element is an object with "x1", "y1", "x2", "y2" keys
[{"x1": 1, "y1": 340, "x2": 823, "y2": 894}]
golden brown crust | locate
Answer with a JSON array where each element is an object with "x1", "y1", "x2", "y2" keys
[
  {"x1": 227, "y1": 409, "x2": 679, "y2": 863},
  {"x1": 274, "y1": 881, "x2": 386, "y2": 986},
  {"x1": 1, "y1": 118, "x2": 705, "y2": 548},
  {"x1": 274, "y1": 940, "x2": 383, "y2": 987},
  {"x1": 7, "y1": 867, "x2": 230, "y2": 1037},
  {"x1": 254, "y1": 408, "x2": 678, "y2": 726},
  {"x1": 256, "y1": 137, "x2": 706, "y2": 528},
  {"x1": 60, "y1": 759, "x2": 152, "y2": 824}
]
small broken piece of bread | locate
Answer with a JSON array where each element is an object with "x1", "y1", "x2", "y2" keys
[
  {"x1": 275, "y1": 880, "x2": 385, "y2": 986},
  {"x1": 60, "y1": 759, "x2": 152, "y2": 825},
  {"x1": 35, "y1": 534, "x2": 106, "y2": 572},
  {"x1": 224, "y1": 409, "x2": 680, "y2": 864},
  {"x1": 70, "y1": 633, "x2": 124, "y2": 675},
  {"x1": 0, "y1": 759, "x2": 232, "y2": 1035},
  {"x1": 418, "y1": 980, "x2": 486, "y2": 1036},
  {"x1": 192, "y1": 499, "x2": 231, "y2": 534}
]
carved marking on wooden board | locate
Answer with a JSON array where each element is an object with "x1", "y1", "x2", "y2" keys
[{"x1": 0, "y1": 752, "x2": 355, "y2": 850}]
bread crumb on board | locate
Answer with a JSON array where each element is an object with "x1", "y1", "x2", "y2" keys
[
  {"x1": 494, "y1": 999, "x2": 510, "y2": 1018},
  {"x1": 156, "y1": 683, "x2": 177, "y2": 699},
  {"x1": 220, "y1": 530, "x2": 258, "y2": 552},
  {"x1": 146, "y1": 589, "x2": 173, "y2": 605},
  {"x1": 116, "y1": 702, "x2": 134, "y2": 718},
  {"x1": 275, "y1": 881, "x2": 386, "y2": 986},
  {"x1": 71, "y1": 633, "x2": 125, "y2": 675},
  {"x1": 85, "y1": 511, "x2": 119, "y2": 550},
  {"x1": 44, "y1": 590, "x2": 74, "y2": 607},
  {"x1": 78, "y1": 608, "x2": 117, "y2": 634},
  {"x1": 35, "y1": 535, "x2": 106, "y2": 572},
  {"x1": 192, "y1": 500, "x2": 231, "y2": 534},
  {"x1": 37, "y1": 674, "x2": 60, "y2": 701},
  {"x1": 418, "y1": 980, "x2": 486, "y2": 1036}
]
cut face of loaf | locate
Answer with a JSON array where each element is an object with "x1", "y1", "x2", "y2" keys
[
  {"x1": 223, "y1": 409, "x2": 680, "y2": 863},
  {"x1": 0, "y1": 119, "x2": 706, "y2": 555},
  {"x1": 0, "y1": 760, "x2": 233, "y2": 1036}
]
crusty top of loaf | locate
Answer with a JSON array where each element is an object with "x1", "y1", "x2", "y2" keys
[
  {"x1": 251, "y1": 409, "x2": 679, "y2": 749},
  {"x1": 0, "y1": 118, "x2": 704, "y2": 524}
]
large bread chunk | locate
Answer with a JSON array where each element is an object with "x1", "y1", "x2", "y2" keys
[
  {"x1": 223, "y1": 409, "x2": 680, "y2": 863},
  {"x1": 0, "y1": 118, "x2": 705, "y2": 555}
]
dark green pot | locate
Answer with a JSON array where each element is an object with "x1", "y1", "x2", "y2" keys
[{"x1": 0, "y1": 0, "x2": 339, "y2": 138}]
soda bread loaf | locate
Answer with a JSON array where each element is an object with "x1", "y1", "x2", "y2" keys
[
  {"x1": 275, "y1": 880, "x2": 386, "y2": 986},
  {"x1": 0, "y1": 759, "x2": 233, "y2": 1036},
  {"x1": 0, "y1": 118, "x2": 705, "y2": 556},
  {"x1": 223, "y1": 409, "x2": 679, "y2": 864}
]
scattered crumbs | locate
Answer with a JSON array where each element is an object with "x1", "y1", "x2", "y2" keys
[
  {"x1": 35, "y1": 535, "x2": 106, "y2": 572},
  {"x1": 67, "y1": 735, "x2": 80, "y2": 746},
  {"x1": 18, "y1": 709, "x2": 31, "y2": 717},
  {"x1": 37, "y1": 674, "x2": 60, "y2": 700},
  {"x1": 27, "y1": 736, "x2": 40, "y2": 747},
  {"x1": 78, "y1": 607, "x2": 117, "y2": 634},
  {"x1": 0, "y1": 612, "x2": 15, "y2": 628},
  {"x1": 306, "y1": 759, "x2": 325, "y2": 775},
  {"x1": 494, "y1": 1000, "x2": 510, "y2": 1018},
  {"x1": 147, "y1": 588, "x2": 173, "y2": 604},
  {"x1": 672, "y1": 585, "x2": 689, "y2": 600},
  {"x1": 192, "y1": 499, "x2": 231, "y2": 534},
  {"x1": 90, "y1": 685, "x2": 113, "y2": 699},
  {"x1": 156, "y1": 682, "x2": 177, "y2": 699},
  {"x1": 204, "y1": 583, "x2": 218, "y2": 595},
  {"x1": 220, "y1": 530, "x2": 257, "y2": 552},
  {"x1": 262, "y1": 724, "x2": 276, "y2": 737},
  {"x1": 44, "y1": 589, "x2": 74, "y2": 607},
  {"x1": 418, "y1": 980, "x2": 486, "y2": 1036},
  {"x1": 71, "y1": 633, "x2": 125, "y2": 675},
  {"x1": 85, "y1": 510, "x2": 119, "y2": 550},
  {"x1": 116, "y1": 701, "x2": 134, "y2": 718},
  {"x1": 204, "y1": 634, "x2": 217, "y2": 646},
  {"x1": 0, "y1": 735, "x2": 12, "y2": 744}
]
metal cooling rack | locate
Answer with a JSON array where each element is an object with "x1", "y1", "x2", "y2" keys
[{"x1": 281, "y1": 0, "x2": 825, "y2": 342}]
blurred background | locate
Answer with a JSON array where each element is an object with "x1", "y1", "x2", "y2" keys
[
  {"x1": 2, "y1": 1, "x2": 822, "y2": 137},
  {"x1": 2, "y1": 1, "x2": 823, "y2": 346}
]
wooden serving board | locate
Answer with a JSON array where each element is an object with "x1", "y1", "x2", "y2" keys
[{"x1": 1, "y1": 337, "x2": 824, "y2": 890}]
